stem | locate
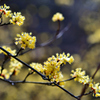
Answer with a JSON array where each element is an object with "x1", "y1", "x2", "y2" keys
[
  {"x1": 83, "y1": 90, "x2": 93, "y2": 95},
  {"x1": 15, "y1": 48, "x2": 24, "y2": 57},
  {"x1": 60, "y1": 77, "x2": 75, "y2": 82}
]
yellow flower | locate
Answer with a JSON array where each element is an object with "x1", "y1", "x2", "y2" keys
[
  {"x1": 43, "y1": 53, "x2": 74, "y2": 84},
  {"x1": 10, "y1": 12, "x2": 25, "y2": 26},
  {"x1": 0, "y1": 4, "x2": 25, "y2": 25},
  {"x1": 71, "y1": 68, "x2": 90, "y2": 84},
  {"x1": 15, "y1": 32, "x2": 36, "y2": 49},
  {"x1": 91, "y1": 83, "x2": 100, "y2": 97},
  {"x1": 29, "y1": 63, "x2": 44, "y2": 73},
  {"x1": 52, "y1": 12, "x2": 64, "y2": 22},
  {"x1": 0, "y1": 4, "x2": 11, "y2": 17},
  {"x1": 0, "y1": 66, "x2": 10, "y2": 79}
]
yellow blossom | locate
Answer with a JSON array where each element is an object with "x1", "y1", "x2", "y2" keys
[
  {"x1": 0, "y1": 4, "x2": 11, "y2": 17},
  {"x1": 90, "y1": 83, "x2": 100, "y2": 97},
  {"x1": 15, "y1": 32, "x2": 36, "y2": 49},
  {"x1": 10, "y1": 12, "x2": 25, "y2": 26},
  {"x1": 0, "y1": 66, "x2": 10, "y2": 79},
  {"x1": 43, "y1": 53, "x2": 74, "y2": 84},
  {"x1": 71, "y1": 68, "x2": 90, "y2": 84},
  {"x1": 52, "y1": 12, "x2": 64, "y2": 22},
  {"x1": 29, "y1": 63, "x2": 44, "y2": 73},
  {"x1": 0, "y1": 4, "x2": 25, "y2": 25}
]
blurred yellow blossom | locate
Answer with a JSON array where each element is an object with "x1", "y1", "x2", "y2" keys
[
  {"x1": 9, "y1": 58, "x2": 23, "y2": 75},
  {"x1": 0, "y1": 66, "x2": 10, "y2": 79},
  {"x1": 15, "y1": 32, "x2": 36, "y2": 49},
  {"x1": 0, "y1": 46, "x2": 16, "y2": 56},
  {"x1": 29, "y1": 63, "x2": 44, "y2": 73},
  {"x1": 52, "y1": 12, "x2": 64, "y2": 22},
  {"x1": 90, "y1": 83, "x2": 100, "y2": 97}
]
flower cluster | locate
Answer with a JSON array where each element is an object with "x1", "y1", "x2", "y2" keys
[
  {"x1": 43, "y1": 53, "x2": 74, "y2": 85},
  {"x1": 9, "y1": 12, "x2": 25, "y2": 26},
  {"x1": 0, "y1": 46, "x2": 16, "y2": 56},
  {"x1": 30, "y1": 63, "x2": 44, "y2": 73},
  {"x1": 0, "y1": 4, "x2": 25, "y2": 26},
  {"x1": 88, "y1": 82, "x2": 100, "y2": 97},
  {"x1": 70, "y1": 68, "x2": 90, "y2": 84},
  {"x1": 0, "y1": 66, "x2": 10, "y2": 79},
  {"x1": 52, "y1": 12, "x2": 64, "y2": 22},
  {"x1": 29, "y1": 53, "x2": 74, "y2": 86},
  {"x1": 0, "y1": 4, "x2": 11, "y2": 17},
  {"x1": 15, "y1": 32, "x2": 36, "y2": 49},
  {"x1": 9, "y1": 58, "x2": 23, "y2": 75},
  {"x1": 70, "y1": 68, "x2": 100, "y2": 97}
]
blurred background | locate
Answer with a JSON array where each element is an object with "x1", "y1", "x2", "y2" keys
[{"x1": 0, "y1": 0, "x2": 100, "y2": 100}]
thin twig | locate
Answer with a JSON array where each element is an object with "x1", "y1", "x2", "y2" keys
[
  {"x1": 23, "y1": 71, "x2": 33, "y2": 82},
  {"x1": 53, "y1": 81, "x2": 78, "y2": 99},
  {"x1": 59, "y1": 77, "x2": 75, "y2": 82},
  {"x1": 15, "y1": 48, "x2": 24, "y2": 57},
  {"x1": 83, "y1": 90, "x2": 93, "y2": 95}
]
